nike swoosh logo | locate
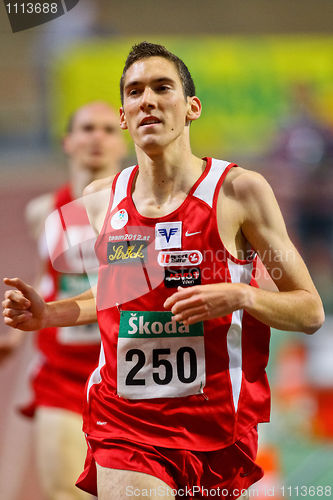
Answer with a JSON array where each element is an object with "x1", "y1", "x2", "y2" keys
[{"x1": 185, "y1": 231, "x2": 201, "y2": 237}]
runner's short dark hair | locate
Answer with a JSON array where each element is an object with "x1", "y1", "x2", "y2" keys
[{"x1": 120, "y1": 41, "x2": 196, "y2": 105}]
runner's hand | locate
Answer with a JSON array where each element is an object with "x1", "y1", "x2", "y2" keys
[
  {"x1": 2, "y1": 277, "x2": 48, "y2": 331},
  {"x1": 164, "y1": 283, "x2": 248, "y2": 325}
]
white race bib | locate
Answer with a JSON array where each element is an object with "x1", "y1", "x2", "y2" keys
[
  {"x1": 58, "y1": 323, "x2": 100, "y2": 344},
  {"x1": 117, "y1": 311, "x2": 206, "y2": 399}
]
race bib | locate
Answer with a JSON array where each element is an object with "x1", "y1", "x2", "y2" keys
[
  {"x1": 58, "y1": 323, "x2": 100, "y2": 344},
  {"x1": 117, "y1": 311, "x2": 206, "y2": 399}
]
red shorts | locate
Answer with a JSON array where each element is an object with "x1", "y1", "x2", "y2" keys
[
  {"x1": 76, "y1": 427, "x2": 263, "y2": 499},
  {"x1": 19, "y1": 361, "x2": 86, "y2": 418}
]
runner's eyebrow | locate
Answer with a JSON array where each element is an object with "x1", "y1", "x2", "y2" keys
[{"x1": 124, "y1": 77, "x2": 176, "y2": 90}]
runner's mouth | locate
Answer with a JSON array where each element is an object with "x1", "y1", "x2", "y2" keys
[{"x1": 139, "y1": 117, "x2": 162, "y2": 127}]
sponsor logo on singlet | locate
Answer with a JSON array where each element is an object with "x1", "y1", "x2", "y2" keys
[
  {"x1": 107, "y1": 241, "x2": 148, "y2": 264},
  {"x1": 155, "y1": 222, "x2": 182, "y2": 250},
  {"x1": 158, "y1": 250, "x2": 203, "y2": 266},
  {"x1": 110, "y1": 209, "x2": 128, "y2": 229},
  {"x1": 108, "y1": 233, "x2": 151, "y2": 242},
  {"x1": 185, "y1": 230, "x2": 201, "y2": 237},
  {"x1": 164, "y1": 267, "x2": 201, "y2": 288}
]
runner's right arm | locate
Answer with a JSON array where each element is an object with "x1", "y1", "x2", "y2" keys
[
  {"x1": 2, "y1": 278, "x2": 97, "y2": 332},
  {"x1": 3, "y1": 177, "x2": 116, "y2": 333}
]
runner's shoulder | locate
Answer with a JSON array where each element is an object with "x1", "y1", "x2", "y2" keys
[
  {"x1": 224, "y1": 165, "x2": 273, "y2": 203},
  {"x1": 83, "y1": 174, "x2": 117, "y2": 197},
  {"x1": 82, "y1": 174, "x2": 117, "y2": 230}
]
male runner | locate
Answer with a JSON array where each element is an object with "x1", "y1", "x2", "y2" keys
[
  {"x1": 2, "y1": 101, "x2": 126, "y2": 500},
  {"x1": 3, "y1": 43, "x2": 324, "y2": 500}
]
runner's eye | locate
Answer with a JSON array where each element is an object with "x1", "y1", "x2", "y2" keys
[
  {"x1": 105, "y1": 126, "x2": 116, "y2": 134},
  {"x1": 157, "y1": 85, "x2": 170, "y2": 92},
  {"x1": 82, "y1": 124, "x2": 94, "y2": 132}
]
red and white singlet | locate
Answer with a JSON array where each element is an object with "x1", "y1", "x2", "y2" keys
[
  {"x1": 21, "y1": 185, "x2": 101, "y2": 417},
  {"x1": 84, "y1": 158, "x2": 271, "y2": 450}
]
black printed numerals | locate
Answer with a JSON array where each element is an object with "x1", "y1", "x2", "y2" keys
[
  {"x1": 125, "y1": 347, "x2": 197, "y2": 386},
  {"x1": 125, "y1": 349, "x2": 145, "y2": 385}
]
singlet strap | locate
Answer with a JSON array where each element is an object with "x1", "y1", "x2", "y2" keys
[
  {"x1": 192, "y1": 159, "x2": 231, "y2": 208},
  {"x1": 94, "y1": 166, "x2": 136, "y2": 255},
  {"x1": 111, "y1": 165, "x2": 137, "y2": 211}
]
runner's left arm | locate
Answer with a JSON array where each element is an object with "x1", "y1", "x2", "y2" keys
[{"x1": 164, "y1": 172, "x2": 324, "y2": 335}]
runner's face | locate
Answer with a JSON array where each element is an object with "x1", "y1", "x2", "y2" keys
[
  {"x1": 64, "y1": 105, "x2": 126, "y2": 171},
  {"x1": 120, "y1": 57, "x2": 192, "y2": 153}
]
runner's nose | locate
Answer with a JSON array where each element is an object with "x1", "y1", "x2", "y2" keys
[{"x1": 140, "y1": 87, "x2": 156, "y2": 111}]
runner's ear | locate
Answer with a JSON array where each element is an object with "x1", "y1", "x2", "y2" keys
[
  {"x1": 120, "y1": 107, "x2": 128, "y2": 130},
  {"x1": 186, "y1": 96, "x2": 201, "y2": 123}
]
